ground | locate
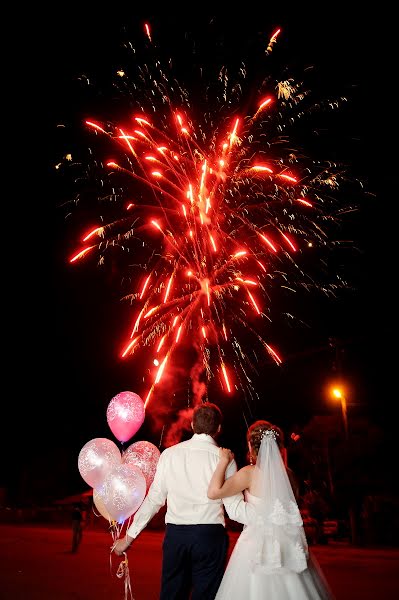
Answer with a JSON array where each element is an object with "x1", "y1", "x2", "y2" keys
[{"x1": 1, "y1": 524, "x2": 398, "y2": 599}]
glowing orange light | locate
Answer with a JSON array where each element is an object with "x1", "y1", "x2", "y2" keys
[
  {"x1": 296, "y1": 198, "x2": 312, "y2": 207},
  {"x1": 270, "y1": 28, "x2": 281, "y2": 42},
  {"x1": 132, "y1": 308, "x2": 145, "y2": 335},
  {"x1": 247, "y1": 290, "x2": 261, "y2": 314},
  {"x1": 164, "y1": 276, "x2": 173, "y2": 303},
  {"x1": 144, "y1": 306, "x2": 157, "y2": 319},
  {"x1": 265, "y1": 343, "x2": 282, "y2": 365},
  {"x1": 85, "y1": 121, "x2": 107, "y2": 133},
  {"x1": 144, "y1": 387, "x2": 153, "y2": 408},
  {"x1": 258, "y1": 97, "x2": 272, "y2": 111},
  {"x1": 151, "y1": 220, "x2": 163, "y2": 232},
  {"x1": 121, "y1": 337, "x2": 139, "y2": 357},
  {"x1": 155, "y1": 355, "x2": 168, "y2": 384},
  {"x1": 119, "y1": 127, "x2": 137, "y2": 158},
  {"x1": 278, "y1": 173, "x2": 297, "y2": 183},
  {"x1": 82, "y1": 227, "x2": 103, "y2": 241},
  {"x1": 259, "y1": 233, "x2": 277, "y2": 252},
  {"x1": 144, "y1": 23, "x2": 151, "y2": 41},
  {"x1": 175, "y1": 324, "x2": 183, "y2": 343},
  {"x1": 257, "y1": 260, "x2": 267, "y2": 272},
  {"x1": 157, "y1": 335, "x2": 166, "y2": 353},
  {"x1": 69, "y1": 246, "x2": 95, "y2": 263},
  {"x1": 229, "y1": 118, "x2": 240, "y2": 147},
  {"x1": 140, "y1": 274, "x2": 151, "y2": 299},
  {"x1": 221, "y1": 363, "x2": 232, "y2": 393},
  {"x1": 280, "y1": 232, "x2": 297, "y2": 252},
  {"x1": 135, "y1": 117, "x2": 151, "y2": 126},
  {"x1": 251, "y1": 165, "x2": 274, "y2": 173}
]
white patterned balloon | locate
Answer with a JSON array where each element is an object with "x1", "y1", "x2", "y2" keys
[
  {"x1": 122, "y1": 441, "x2": 160, "y2": 490},
  {"x1": 93, "y1": 489, "x2": 112, "y2": 521},
  {"x1": 97, "y1": 463, "x2": 146, "y2": 524},
  {"x1": 78, "y1": 438, "x2": 121, "y2": 489}
]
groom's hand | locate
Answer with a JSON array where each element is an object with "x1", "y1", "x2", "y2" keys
[{"x1": 112, "y1": 535, "x2": 133, "y2": 555}]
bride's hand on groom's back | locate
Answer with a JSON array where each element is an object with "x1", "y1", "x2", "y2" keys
[{"x1": 219, "y1": 447, "x2": 234, "y2": 463}]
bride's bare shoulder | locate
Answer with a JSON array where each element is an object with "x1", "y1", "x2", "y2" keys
[
  {"x1": 240, "y1": 464, "x2": 254, "y2": 472},
  {"x1": 239, "y1": 464, "x2": 255, "y2": 481}
]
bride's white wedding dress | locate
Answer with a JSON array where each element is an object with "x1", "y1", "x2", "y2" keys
[
  {"x1": 215, "y1": 492, "x2": 334, "y2": 599},
  {"x1": 215, "y1": 430, "x2": 335, "y2": 600}
]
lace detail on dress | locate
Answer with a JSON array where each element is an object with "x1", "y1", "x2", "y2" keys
[
  {"x1": 249, "y1": 495, "x2": 308, "y2": 574},
  {"x1": 251, "y1": 520, "x2": 308, "y2": 574},
  {"x1": 269, "y1": 498, "x2": 303, "y2": 526},
  {"x1": 290, "y1": 541, "x2": 308, "y2": 572},
  {"x1": 255, "y1": 537, "x2": 281, "y2": 570}
]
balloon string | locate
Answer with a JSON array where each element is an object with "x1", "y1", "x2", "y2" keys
[
  {"x1": 109, "y1": 543, "x2": 134, "y2": 599},
  {"x1": 116, "y1": 552, "x2": 134, "y2": 600},
  {"x1": 108, "y1": 520, "x2": 122, "y2": 543}
]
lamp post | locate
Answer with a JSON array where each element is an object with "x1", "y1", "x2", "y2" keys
[
  {"x1": 332, "y1": 387, "x2": 348, "y2": 440},
  {"x1": 330, "y1": 385, "x2": 359, "y2": 544}
]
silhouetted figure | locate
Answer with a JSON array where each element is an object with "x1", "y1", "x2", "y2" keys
[{"x1": 71, "y1": 504, "x2": 83, "y2": 553}]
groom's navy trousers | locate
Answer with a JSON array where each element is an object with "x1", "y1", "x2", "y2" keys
[{"x1": 160, "y1": 523, "x2": 229, "y2": 600}]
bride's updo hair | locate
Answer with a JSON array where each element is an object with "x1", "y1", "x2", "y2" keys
[{"x1": 246, "y1": 420, "x2": 284, "y2": 457}]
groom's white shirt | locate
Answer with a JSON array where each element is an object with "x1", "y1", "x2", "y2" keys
[{"x1": 127, "y1": 433, "x2": 251, "y2": 539}]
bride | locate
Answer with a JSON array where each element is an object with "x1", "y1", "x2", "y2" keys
[{"x1": 207, "y1": 420, "x2": 335, "y2": 600}]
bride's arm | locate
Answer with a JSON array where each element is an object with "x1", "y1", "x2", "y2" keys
[{"x1": 208, "y1": 448, "x2": 252, "y2": 499}]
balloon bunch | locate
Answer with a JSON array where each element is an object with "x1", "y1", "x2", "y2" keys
[
  {"x1": 78, "y1": 391, "x2": 161, "y2": 598},
  {"x1": 78, "y1": 391, "x2": 160, "y2": 537}
]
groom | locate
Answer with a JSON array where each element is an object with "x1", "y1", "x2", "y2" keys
[{"x1": 113, "y1": 402, "x2": 251, "y2": 600}]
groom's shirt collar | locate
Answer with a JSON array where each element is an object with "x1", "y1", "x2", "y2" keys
[{"x1": 191, "y1": 433, "x2": 218, "y2": 445}]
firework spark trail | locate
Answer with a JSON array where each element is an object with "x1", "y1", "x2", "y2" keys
[{"x1": 65, "y1": 25, "x2": 354, "y2": 415}]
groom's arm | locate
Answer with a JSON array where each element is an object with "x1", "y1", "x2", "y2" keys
[{"x1": 221, "y1": 459, "x2": 255, "y2": 526}]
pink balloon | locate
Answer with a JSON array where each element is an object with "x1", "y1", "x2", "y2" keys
[
  {"x1": 107, "y1": 391, "x2": 145, "y2": 443},
  {"x1": 96, "y1": 464, "x2": 146, "y2": 524},
  {"x1": 78, "y1": 438, "x2": 121, "y2": 489},
  {"x1": 122, "y1": 441, "x2": 160, "y2": 490}
]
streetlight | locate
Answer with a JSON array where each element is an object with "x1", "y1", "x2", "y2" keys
[{"x1": 332, "y1": 387, "x2": 348, "y2": 440}]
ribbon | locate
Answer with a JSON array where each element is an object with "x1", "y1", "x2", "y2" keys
[
  {"x1": 108, "y1": 519, "x2": 122, "y2": 543},
  {"x1": 116, "y1": 552, "x2": 134, "y2": 600}
]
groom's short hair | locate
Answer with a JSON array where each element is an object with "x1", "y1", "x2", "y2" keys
[{"x1": 192, "y1": 402, "x2": 222, "y2": 436}]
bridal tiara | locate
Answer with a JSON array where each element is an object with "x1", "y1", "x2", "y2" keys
[{"x1": 260, "y1": 428, "x2": 279, "y2": 441}]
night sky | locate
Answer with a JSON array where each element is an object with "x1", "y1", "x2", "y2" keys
[{"x1": 3, "y1": 8, "x2": 394, "y2": 504}]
